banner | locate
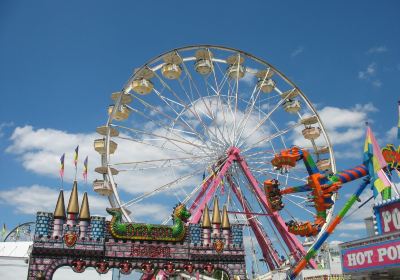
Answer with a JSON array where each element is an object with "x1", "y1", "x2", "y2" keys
[{"x1": 341, "y1": 237, "x2": 400, "y2": 272}]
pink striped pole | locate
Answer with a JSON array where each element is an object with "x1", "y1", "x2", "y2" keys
[
  {"x1": 227, "y1": 175, "x2": 282, "y2": 270},
  {"x1": 190, "y1": 148, "x2": 238, "y2": 223},
  {"x1": 236, "y1": 153, "x2": 316, "y2": 268}
]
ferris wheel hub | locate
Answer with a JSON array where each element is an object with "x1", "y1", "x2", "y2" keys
[{"x1": 226, "y1": 146, "x2": 241, "y2": 157}]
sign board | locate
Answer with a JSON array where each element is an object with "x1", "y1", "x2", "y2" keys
[
  {"x1": 341, "y1": 237, "x2": 400, "y2": 272},
  {"x1": 373, "y1": 198, "x2": 400, "y2": 235}
]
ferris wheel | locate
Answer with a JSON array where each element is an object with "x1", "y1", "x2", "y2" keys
[
  {"x1": 3, "y1": 222, "x2": 35, "y2": 242},
  {"x1": 93, "y1": 45, "x2": 336, "y2": 275}
]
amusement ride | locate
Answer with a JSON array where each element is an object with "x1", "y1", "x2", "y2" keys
[{"x1": 93, "y1": 45, "x2": 342, "y2": 277}]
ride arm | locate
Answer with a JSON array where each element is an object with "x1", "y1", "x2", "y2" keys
[{"x1": 267, "y1": 146, "x2": 370, "y2": 237}]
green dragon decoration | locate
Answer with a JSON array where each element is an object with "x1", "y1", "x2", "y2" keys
[{"x1": 106, "y1": 203, "x2": 191, "y2": 242}]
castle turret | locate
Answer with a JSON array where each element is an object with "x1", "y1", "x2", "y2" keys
[
  {"x1": 201, "y1": 205, "x2": 211, "y2": 246},
  {"x1": 221, "y1": 205, "x2": 231, "y2": 245},
  {"x1": 52, "y1": 190, "x2": 66, "y2": 238},
  {"x1": 78, "y1": 192, "x2": 90, "y2": 239},
  {"x1": 211, "y1": 197, "x2": 221, "y2": 238},
  {"x1": 66, "y1": 181, "x2": 79, "y2": 228}
]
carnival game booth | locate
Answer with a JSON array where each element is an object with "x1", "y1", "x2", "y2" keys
[{"x1": 339, "y1": 196, "x2": 400, "y2": 279}]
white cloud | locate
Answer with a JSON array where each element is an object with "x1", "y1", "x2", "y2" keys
[
  {"x1": 291, "y1": 46, "x2": 304, "y2": 58},
  {"x1": 6, "y1": 126, "x2": 97, "y2": 182},
  {"x1": 358, "y1": 63, "x2": 383, "y2": 88},
  {"x1": 241, "y1": 71, "x2": 255, "y2": 86},
  {"x1": 0, "y1": 122, "x2": 14, "y2": 138},
  {"x1": 5, "y1": 93, "x2": 273, "y2": 205},
  {"x1": 372, "y1": 80, "x2": 382, "y2": 88},
  {"x1": 334, "y1": 149, "x2": 362, "y2": 159},
  {"x1": 335, "y1": 188, "x2": 375, "y2": 239},
  {"x1": 5, "y1": 125, "x2": 205, "y2": 197},
  {"x1": 0, "y1": 184, "x2": 109, "y2": 216},
  {"x1": 337, "y1": 222, "x2": 365, "y2": 231},
  {"x1": 292, "y1": 103, "x2": 376, "y2": 155},
  {"x1": 319, "y1": 103, "x2": 376, "y2": 130},
  {"x1": 0, "y1": 184, "x2": 170, "y2": 222},
  {"x1": 386, "y1": 126, "x2": 397, "y2": 142},
  {"x1": 339, "y1": 232, "x2": 360, "y2": 238},
  {"x1": 366, "y1": 46, "x2": 388, "y2": 54},
  {"x1": 329, "y1": 240, "x2": 343, "y2": 246},
  {"x1": 347, "y1": 188, "x2": 375, "y2": 221},
  {"x1": 358, "y1": 63, "x2": 376, "y2": 80}
]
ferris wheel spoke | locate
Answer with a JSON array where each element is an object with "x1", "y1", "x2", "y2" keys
[
  {"x1": 229, "y1": 169, "x2": 285, "y2": 268},
  {"x1": 153, "y1": 71, "x2": 224, "y2": 148},
  {"x1": 237, "y1": 88, "x2": 288, "y2": 148},
  {"x1": 235, "y1": 71, "x2": 271, "y2": 147},
  {"x1": 122, "y1": 164, "x2": 208, "y2": 208},
  {"x1": 202, "y1": 78, "x2": 233, "y2": 146},
  {"x1": 110, "y1": 156, "x2": 210, "y2": 166},
  {"x1": 114, "y1": 133, "x2": 206, "y2": 159},
  {"x1": 214, "y1": 61, "x2": 238, "y2": 146},
  {"x1": 283, "y1": 196, "x2": 315, "y2": 216},
  {"x1": 180, "y1": 58, "x2": 216, "y2": 120},
  {"x1": 286, "y1": 194, "x2": 308, "y2": 200},
  {"x1": 235, "y1": 170, "x2": 288, "y2": 249},
  {"x1": 161, "y1": 182, "x2": 205, "y2": 225},
  {"x1": 209, "y1": 60, "x2": 239, "y2": 144},
  {"x1": 240, "y1": 155, "x2": 275, "y2": 163},
  {"x1": 243, "y1": 149, "x2": 276, "y2": 158},
  {"x1": 128, "y1": 156, "x2": 224, "y2": 210},
  {"x1": 232, "y1": 54, "x2": 242, "y2": 147},
  {"x1": 126, "y1": 103, "x2": 206, "y2": 147},
  {"x1": 258, "y1": 92, "x2": 281, "y2": 104},
  {"x1": 111, "y1": 158, "x2": 211, "y2": 172},
  {"x1": 206, "y1": 83, "x2": 236, "y2": 146},
  {"x1": 113, "y1": 123, "x2": 211, "y2": 154},
  {"x1": 150, "y1": 89, "x2": 225, "y2": 151},
  {"x1": 177, "y1": 65, "x2": 231, "y2": 152},
  {"x1": 182, "y1": 58, "x2": 235, "y2": 149},
  {"x1": 246, "y1": 167, "x2": 308, "y2": 184},
  {"x1": 124, "y1": 99, "x2": 192, "y2": 137},
  {"x1": 127, "y1": 97, "x2": 220, "y2": 153},
  {"x1": 241, "y1": 122, "x2": 302, "y2": 154},
  {"x1": 227, "y1": 79, "x2": 239, "y2": 146}
]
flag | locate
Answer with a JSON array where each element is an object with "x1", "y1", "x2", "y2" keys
[
  {"x1": 74, "y1": 146, "x2": 79, "y2": 167},
  {"x1": 15, "y1": 224, "x2": 20, "y2": 239},
  {"x1": 1, "y1": 224, "x2": 6, "y2": 240},
  {"x1": 397, "y1": 101, "x2": 400, "y2": 140},
  {"x1": 60, "y1": 153, "x2": 65, "y2": 178},
  {"x1": 363, "y1": 126, "x2": 391, "y2": 196},
  {"x1": 83, "y1": 156, "x2": 88, "y2": 182}
]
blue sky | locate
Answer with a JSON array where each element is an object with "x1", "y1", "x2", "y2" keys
[{"x1": 0, "y1": 0, "x2": 399, "y2": 254}]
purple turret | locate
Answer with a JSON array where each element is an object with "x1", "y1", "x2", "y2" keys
[
  {"x1": 221, "y1": 205, "x2": 231, "y2": 245},
  {"x1": 66, "y1": 181, "x2": 79, "y2": 229},
  {"x1": 201, "y1": 205, "x2": 211, "y2": 246},
  {"x1": 78, "y1": 192, "x2": 90, "y2": 239},
  {"x1": 211, "y1": 197, "x2": 221, "y2": 239},
  {"x1": 52, "y1": 190, "x2": 66, "y2": 238}
]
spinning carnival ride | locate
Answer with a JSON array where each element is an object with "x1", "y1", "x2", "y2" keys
[{"x1": 93, "y1": 45, "x2": 339, "y2": 275}]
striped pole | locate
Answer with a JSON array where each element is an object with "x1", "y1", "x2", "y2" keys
[
  {"x1": 289, "y1": 177, "x2": 371, "y2": 279},
  {"x1": 334, "y1": 164, "x2": 369, "y2": 183}
]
